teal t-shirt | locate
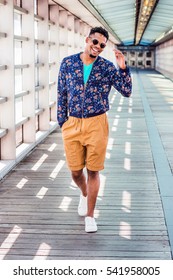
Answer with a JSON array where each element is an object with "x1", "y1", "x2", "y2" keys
[{"x1": 83, "y1": 63, "x2": 93, "y2": 84}]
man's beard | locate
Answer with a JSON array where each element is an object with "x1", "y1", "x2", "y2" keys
[{"x1": 90, "y1": 54, "x2": 97, "y2": 58}]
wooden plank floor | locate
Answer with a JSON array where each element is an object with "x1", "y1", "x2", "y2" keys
[{"x1": 0, "y1": 70, "x2": 172, "y2": 260}]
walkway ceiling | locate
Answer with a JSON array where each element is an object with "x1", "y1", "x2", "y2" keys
[{"x1": 50, "y1": 0, "x2": 173, "y2": 46}]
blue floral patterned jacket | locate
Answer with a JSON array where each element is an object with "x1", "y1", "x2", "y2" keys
[{"x1": 57, "y1": 53, "x2": 132, "y2": 127}]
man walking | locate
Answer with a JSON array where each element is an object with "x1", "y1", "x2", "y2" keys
[{"x1": 57, "y1": 26, "x2": 132, "y2": 233}]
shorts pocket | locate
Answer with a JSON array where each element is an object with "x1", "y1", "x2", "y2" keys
[
  {"x1": 62, "y1": 118, "x2": 70, "y2": 131},
  {"x1": 97, "y1": 114, "x2": 109, "y2": 137}
]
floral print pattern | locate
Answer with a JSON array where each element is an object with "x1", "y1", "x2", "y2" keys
[{"x1": 57, "y1": 53, "x2": 132, "y2": 127}]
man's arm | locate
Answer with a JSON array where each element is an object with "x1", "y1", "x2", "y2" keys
[
  {"x1": 57, "y1": 59, "x2": 68, "y2": 127},
  {"x1": 110, "y1": 48, "x2": 132, "y2": 98},
  {"x1": 108, "y1": 62, "x2": 132, "y2": 98}
]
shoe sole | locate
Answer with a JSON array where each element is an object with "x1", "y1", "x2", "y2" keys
[
  {"x1": 85, "y1": 229, "x2": 97, "y2": 233},
  {"x1": 85, "y1": 225, "x2": 97, "y2": 233}
]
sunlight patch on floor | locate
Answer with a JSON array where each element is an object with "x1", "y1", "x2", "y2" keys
[
  {"x1": 58, "y1": 196, "x2": 72, "y2": 212},
  {"x1": 33, "y1": 242, "x2": 51, "y2": 260},
  {"x1": 124, "y1": 158, "x2": 131, "y2": 171},
  {"x1": 49, "y1": 160, "x2": 65, "y2": 179},
  {"x1": 121, "y1": 191, "x2": 131, "y2": 213},
  {"x1": 16, "y1": 178, "x2": 28, "y2": 189},
  {"x1": 125, "y1": 142, "x2": 131, "y2": 155},
  {"x1": 98, "y1": 174, "x2": 106, "y2": 197},
  {"x1": 119, "y1": 221, "x2": 131, "y2": 240},
  {"x1": 0, "y1": 225, "x2": 22, "y2": 260},
  {"x1": 48, "y1": 143, "x2": 57, "y2": 152},
  {"x1": 36, "y1": 187, "x2": 48, "y2": 199},
  {"x1": 31, "y1": 154, "x2": 48, "y2": 171}
]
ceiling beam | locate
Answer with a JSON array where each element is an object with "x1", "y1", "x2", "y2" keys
[
  {"x1": 153, "y1": 27, "x2": 173, "y2": 46},
  {"x1": 135, "y1": 0, "x2": 159, "y2": 45},
  {"x1": 134, "y1": 0, "x2": 141, "y2": 45}
]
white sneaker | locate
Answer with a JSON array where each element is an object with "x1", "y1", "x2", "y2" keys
[
  {"x1": 78, "y1": 194, "x2": 87, "y2": 216},
  {"x1": 85, "y1": 216, "x2": 97, "y2": 233}
]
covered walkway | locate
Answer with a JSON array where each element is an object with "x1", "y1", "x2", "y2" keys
[{"x1": 0, "y1": 70, "x2": 172, "y2": 259}]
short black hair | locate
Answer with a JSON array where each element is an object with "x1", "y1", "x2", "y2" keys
[{"x1": 89, "y1": 27, "x2": 109, "y2": 41}]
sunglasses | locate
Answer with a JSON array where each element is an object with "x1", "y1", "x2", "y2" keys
[{"x1": 89, "y1": 37, "x2": 106, "y2": 49}]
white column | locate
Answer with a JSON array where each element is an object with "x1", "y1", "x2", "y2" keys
[
  {"x1": 0, "y1": 1, "x2": 15, "y2": 159},
  {"x1": 49, "y1": 5, "x2": 59, "y2": 122},
  {"x1": 37, "y1": 0, "x2": 49, "y2": 131},
  {"x1": 59, "y1": 10, "x2": 68, "y2": 62},
  {"x1": 67, "y1": 15, "x2": 75, "y2": 55},
  {"x1": 22, "y1": 0, "x2": 36, "y2": 142},
  {"x1": 74, "y1": 18, "x2": 80, "y2": 53}
]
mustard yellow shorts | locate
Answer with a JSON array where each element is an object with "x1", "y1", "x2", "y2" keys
[{"x1": 61, "y1": 113, "x2": 109, "y2": 171}]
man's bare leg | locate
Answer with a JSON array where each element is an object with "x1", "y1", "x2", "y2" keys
[
  {"x1": 71, "y1": 169, "x2": 100, "y2": 215},
  {"x1": 71, "y1": 169, "x2": 87, "y2": 197},
  {"x1": 87, "y1": 170, "x2": 100, "y2": 217}
]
